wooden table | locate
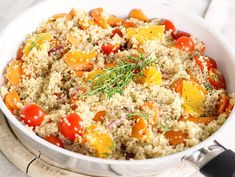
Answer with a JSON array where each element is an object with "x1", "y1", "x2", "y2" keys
[{"x1": 0, "y1": 0, "x2": 235, "y2": 176}]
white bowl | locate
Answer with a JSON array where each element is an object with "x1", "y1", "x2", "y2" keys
[{"x1": 0, "y1": 0, "x2": 234, "y2": 176}]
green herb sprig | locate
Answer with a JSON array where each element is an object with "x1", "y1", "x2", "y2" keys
[{"x1": 86, "y1": 54, "x2": 155, "y2": 98}]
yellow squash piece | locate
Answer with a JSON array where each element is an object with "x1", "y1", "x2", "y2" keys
[
  {"x1": 126, "y1": 25, "x2": 165, "y2": 43},
  {"x1": 24, "y1": 33, "x2": 52, "y2": 56},
  {"x1": 181, "y1": 80, "x2": 207, "y2": 116},
  {"x1": 85, "y1": 125, "x2": 113, "y2": 158},
  {"x1": 65, "y1": 50, "x2": 96, "y2": 71},
  {"x1": 140, "y1": 66, "x2": 162, "y2": 86}
]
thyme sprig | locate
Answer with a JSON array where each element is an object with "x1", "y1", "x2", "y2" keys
[{"x1": 86, "y1": 54, "x2": 156, "y2": 98}]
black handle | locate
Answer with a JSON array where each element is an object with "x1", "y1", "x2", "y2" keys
[{"x1": 200, "y1": 149, "x2": 235, "y2": 177}]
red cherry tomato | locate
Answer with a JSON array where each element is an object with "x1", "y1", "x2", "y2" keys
[
  {"x1": 59, "y1": 113, "x2": 83, "y2": 141},
  {"x1": 160, "y1": 19, "x2": 176, "y2": 32},
  {"x1": 20, "y1": 104, "x2": 45, "y2": 128},
  {"x1": 174, "y1": 36, "x2": 195, "y2": 53},
  {"x1": 172, "y1": 31, "x2": 190, "y2": 40},
  {"x1": 101, "y1": 43, "x2": 120, "y2": 55},
  {"x1": 194, "y1": 56, "x2": 217, "y2": 71},
  {"x1": 111, "y1": 28, "x2": 123, "y2": 38},
  {"x1": 44, "y1": 135, "x2": 64, "y2": 148},
  {"x1": 208, "y1": 68, "x2": 226, "y2": 89}
]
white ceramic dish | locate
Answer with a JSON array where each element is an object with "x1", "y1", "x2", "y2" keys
[{"x1": 0, "y1": 0, "x2": 235, "y2": 176}]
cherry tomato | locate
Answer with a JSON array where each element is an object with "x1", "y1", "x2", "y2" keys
[
  {"x1": 111, "y1": 28, "x2": 123, "y2": 38},
  {"x1": 59, "y1": 113, "x2": 83, "y2": 141},
  {"x1": 160, "y1": 19, "x2": 176, "y2": 32},
  {"x1": 20, "y1": 104, "x2": 45, "y2": 127},
  {"x1": 216, "y1": 94, "x2": 229, "y2": 115},
  {"x1": 172, "y1": 31, "x2": 190, "y2": 40},
  {"x1": 174, "y1": 36, "x2": 195, "y2": 53},
  {"x1": 101, "y1": 43, "x2": 120, "y2": 55},
  {"x1": 208, "y1": 68, "x2": 226, "y2": 89},
  {"x1": 44, "y1": 135, "x2": 64, "y2": 148},
  {"x1": 194, "y1": 56, "x2": 217, "y2": 71}
]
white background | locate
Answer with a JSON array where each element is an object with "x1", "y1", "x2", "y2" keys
[{"x1": 0, "y1": 0, "x2": 235, "y2": 177}]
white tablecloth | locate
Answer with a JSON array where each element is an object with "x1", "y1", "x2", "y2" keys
[{"x1": 0, "y1": 0, "x2": 235, "y2": 176}]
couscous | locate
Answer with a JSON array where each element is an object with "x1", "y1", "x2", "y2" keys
[{"x1": 1, "y1": 8, "x2": 234, "y2": 160}]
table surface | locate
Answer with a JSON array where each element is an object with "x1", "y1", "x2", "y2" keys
[{"x1": 0, "y1": 0, "x2": 235, "y2": 177}]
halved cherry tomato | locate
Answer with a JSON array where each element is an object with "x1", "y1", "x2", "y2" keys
[
  {"x1": 20, "y1": 104, "x2": 45, "y2": 128},
  {"x1": 194, "y1": 56, "x2": 217, "y2": 71},
  {"x1": 59, "y1": 113, "x2": 83, "y2": 141},
  {"x1": 101, "y1": 43, "x2": 120, "y2": 55},
  {"x1": 44, "y1": 135, "x2": 64, "y2": 148},
  {"x1": 160, "y1": 19, "x2": 176, "y2": 32},
  {"x1": 172, "y1": 31, "x2": 190, "y2": 40},
  {"x1": 164, "y1": 130, "x2": 187, "y2": 146},
  {"x1": 208, "y1": 68, "x2": 226, "y2": 89},
  {"x1": 111, "y1": 28, "x2": 123, "y2": 38},
  {"x1": 174, "y1": 36, "x2": 195, "y2": 53},
  {"x1": 93, "y1": 110, "x2": 106, "y2": 122}
]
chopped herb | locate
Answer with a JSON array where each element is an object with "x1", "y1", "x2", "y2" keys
[
  {"x1": 86, "y1": 54, "x2": 156, "y2": 98},
  {"x1": 205, "y1": 85, "x2": 210, "y2": 91},
  {"x1": 214, "y1": 74, "x2": 219, "y2": 82},
  {"x1": 28, "y1": 34, "x2": 43, "y2": 52},
  {"x1": 128, "y1": 111, "x2": 149, "y2": 120},
  {"x1": 158, "y1": 122, "x2": 170, "y2": 132}
]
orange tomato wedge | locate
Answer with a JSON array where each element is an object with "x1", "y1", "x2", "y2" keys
[
  {"x1": 66, "y1": 35, "x2": 81, "y2": 47},
  {"x1": 181, "y1": 80, "x2": 207, "y2": 116},
  {"x1": 4, "y1": 90, "x2": 21, "y2": 113},
  {"x1": 128, "y1": 9, "x2": 149, "y2": 22},
  {"x1": 24, "y1": 33, "x2": 52, "y2": 56},
  {"x1": 131, "y1": 116, "x2": 150, "y2": 141},
  {"x1": 164, "y1": 130, "x2": 187, "y2": 146},
  {"x1": 140, "y1": 101, "x2": 160, "y2": 125},
  {"x1": 85, "y1": 125, "x2": 113, "y2": 158},
  {"x1": 65, "y1": 50, "x2": 96, "y2": 71},
  {"x1": 79, "y1": 19, "x2": 96, "y2": 30},
  {"x1": 50, "y1": 13, "x2": 67, "y2": 21},
  {"x1": 139, "y1": 66, "x2": 162, "y2": 86},
  {"x1": 180, "y1": 116, "x2": 214, "y2": 124},
  {"x1": 93, "y1": 111, "x2": 106, "y2": 122},
  {"x1": 90, "y1": 8, "x2": 107, "y2": 29},
  {"x1": 107, "y1": 15, "x2": 124, "y2": 27},
  {"x1": 84, "y1": 69, "x2": 103, "y2": 82},
  {"x1": 6, "y1": 60, "x2": 23, "y2": 85},
  {"x1": 66, "y1": 8, "x2": 76, "y2": 20},
  {"x1": 124, "y1": 21, "x2": 137, "y2": 28}
]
